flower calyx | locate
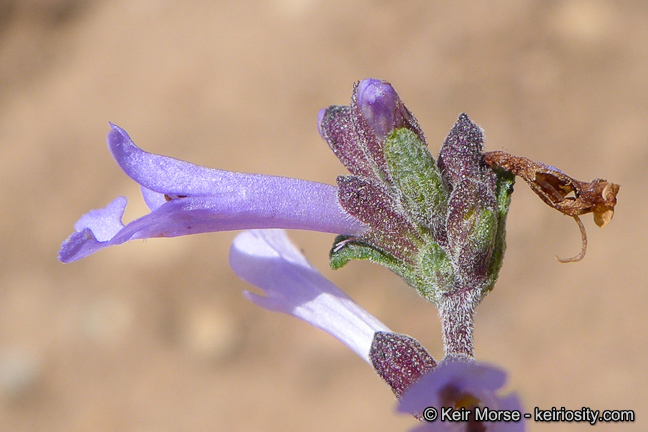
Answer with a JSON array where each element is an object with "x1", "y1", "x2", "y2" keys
[{"x1": 319, "y1": 79, "x2": 515, "y2": 305}]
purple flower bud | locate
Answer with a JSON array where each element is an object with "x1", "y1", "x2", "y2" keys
[
  {"x1": 355, "y1": 78, "x2": 402, "y2": 142},
  {"x1": 353, "y1": 79, "x2": 424, "y2": 180},
  {"x1": 318, "y1": 79, "x2": 427, "y2": 183},
  {"x1": 438, "y1": 114, "x2": 500, "y2": 292},
  {"x1": 355, "y1": 79, "x2": 425, "y2": 143},
  {"x1": 318, "y1": 105, "x2": 375, "y2": 178},
  {"x1": 437, "y1": 113, "x2": 486, "y2": 188}
]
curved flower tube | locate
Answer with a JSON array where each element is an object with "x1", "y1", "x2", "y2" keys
[
  {"x1": 229, "y1": 229, "x2": 389, "y2": 363},
  {"x1": 58, "y1": 124, "x2": 366, "y2": 263}
]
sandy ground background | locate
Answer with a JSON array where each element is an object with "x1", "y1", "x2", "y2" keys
[{"x1": 1, "y1": 0, "x2": 646, "y2": 431}]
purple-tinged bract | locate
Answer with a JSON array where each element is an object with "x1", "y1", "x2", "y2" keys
[{"x1": 319, "y1": 80, "x2": 514, "y2": 309}]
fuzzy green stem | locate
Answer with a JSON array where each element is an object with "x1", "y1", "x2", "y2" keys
[{"x1": 438, "y1": 289, "x2": 477, "y2": 358}]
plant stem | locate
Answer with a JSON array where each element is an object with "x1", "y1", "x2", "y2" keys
[{"x1": 438, "y1": 289, "x2": 477, "y2": 358}]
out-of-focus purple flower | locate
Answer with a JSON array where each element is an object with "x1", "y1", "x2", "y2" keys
[
  {"x1": 229, "y1": 229, "x2": 389, "y2": 362},
  {"x1": 58, "y1": 124, "x2": 366, "y2": 263},
  {"x1": 398, "y1": 361, "x2": 525, "y2": 432}
]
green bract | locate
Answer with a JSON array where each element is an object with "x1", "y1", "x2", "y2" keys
[
  {"x1": 329, "y1": 126, "x2": 514, "y2": 305},
  {"x1": 384, "y1": 128, "x2": 447, "y2": 232}
]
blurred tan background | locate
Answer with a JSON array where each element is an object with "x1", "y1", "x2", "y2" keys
[{"x1": 1, "y1": 0, "x2": 646, "y2": 431}]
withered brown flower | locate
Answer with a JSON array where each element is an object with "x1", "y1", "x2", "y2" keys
[{"x1": 483, "y1": 151, "x2": 619, "y2": 262}]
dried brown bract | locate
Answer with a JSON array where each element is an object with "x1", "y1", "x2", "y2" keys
[{"x1": 483, "y1": 151, "x2": 619, "y2": 262}]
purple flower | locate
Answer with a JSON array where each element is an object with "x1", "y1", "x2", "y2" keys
[
  {"x1": 58, "y1": 124, "x2": 366, "y2": 263},
  {"x1": 229, "y1": 229, "x2": 389, "y2": 362},
  {"x1": 58, "y1": 79, "x2": 527, "y2": 431},
  {"x1": 398, "y1": 361, "x2": 525, "y2": 432}
]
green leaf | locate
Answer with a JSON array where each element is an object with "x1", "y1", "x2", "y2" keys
[
  {"x1": 329, "y1": 235, "x2": 425, "y2": 291},
  {"x1": 483, "y1": 169, "x2": 515, "y2": 294},
  {"x1": 383, "y1": 128, "x2": 448, "y2": 229},
  {"x1": 416, "y1": 241, "x2": 455, "y2": 303}
]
